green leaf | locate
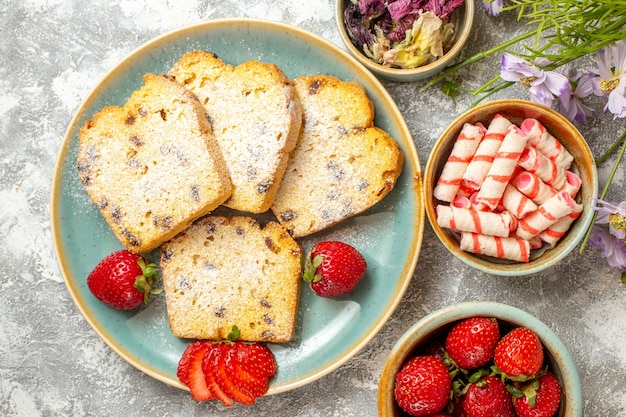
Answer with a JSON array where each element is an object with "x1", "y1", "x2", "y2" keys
[{"x1": 227, "y1": 326, "x2": 241, "y2": 342}]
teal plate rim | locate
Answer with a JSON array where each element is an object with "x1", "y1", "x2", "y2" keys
[{"x1": 50, "y1": 18, "x2": 425, "y2": 395}]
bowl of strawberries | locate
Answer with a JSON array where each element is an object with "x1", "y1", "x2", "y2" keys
[{"x1": 378, "y1": 301, "x2": 582, "y2": 417}]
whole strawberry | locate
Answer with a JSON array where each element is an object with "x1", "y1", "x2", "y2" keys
[
  {"x1": 494, "y1": 327, "x2": 544, "y2": 379},
  {"x1": 462, "y1": 375, "x2": 515, "y2": 417},
  {"x1": 87, "y1": 250, "x2": 160, "y2": 310},
  {"x1": 303, "y1": 241, "x2": 367, "y2": 298},
  {"x1": 513, "y1": 372, "x2": 562, "y2": 417},
  {"x1": 445, "y1": 317, "x2": 500, "y2": 369},
  {"x1": 394, "y1": 355, "x2": 452, "y2": 417}
]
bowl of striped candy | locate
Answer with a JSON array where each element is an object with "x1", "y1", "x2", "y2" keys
[{"x1": 424, "y1": 100, "x2": 598, "y2": 276}]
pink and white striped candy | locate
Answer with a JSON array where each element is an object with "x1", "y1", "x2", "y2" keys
[
  {"x1": 518, "y1": 145, "x2": 567, "y2": 189},
  {"x1": 475, "y1": 125, "x2": 528, "y2": 210},
  {"x1": 521, "y1": 118, "x2": 574, "y2": 168},
  {"x1": 516, "y1": 191, "x2": 576, "y2": 240},
  {"x1": 560, "y1": 171, "x2": 582, "y2": 197},
  {"x1": 460, "y1": 232, "x2": 531, "y2": 263},
  {"x1": 538, "y1": 203, "x2": 583, "y2": 247},
  {"x1": 462, "y1": 114, "x2": 512, "y2": 191},
  {"x1": 512, "y1": 171, "x2": 557, "y2": 205},
  {"x1": 433, "y1": 123, "x2": 486, "y2": 202},
  {"x1": 436, "y1": 205, "x2": 516, "y2": 237},
  {"x1": 502, "y1": 184, "x2": 537, "y2": 219}
]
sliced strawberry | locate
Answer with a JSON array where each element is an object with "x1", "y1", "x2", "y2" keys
[
  {"x1": 214, "y1": 344, "x2": 256, "y2": 406},
  {"x1": 229, "y1": 354, "x2": 270, "y2": 398},
  {"x1": 177, "y1": 342, "x2": 195, "y2": 387},
  {"x1": 202, "y1": 343, "x2": 234, "y2": 407},
  {"x1": 179, "y1": 341, "x2": 214, "y2": 401},
  {"x1": 233, "y1": 341, "x2": 277, "y2": 379}
]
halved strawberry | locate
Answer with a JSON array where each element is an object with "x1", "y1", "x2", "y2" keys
[
  {"x1": 213, "y1": 344, "x2": 256, "y2": 406},
  {"x1": 178, "y1": 341, "x2": 214, "y2": 401},
  {"x1": 202, "y1": 343, "x2": 234, "y2": 407},
  {"x1": 232, "y1": 341, "x2": 277, "y2": 379}
]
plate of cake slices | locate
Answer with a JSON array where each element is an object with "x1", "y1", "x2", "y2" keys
[{"x1": 51, "y1": 18, "x2": 424, "y2": 395}]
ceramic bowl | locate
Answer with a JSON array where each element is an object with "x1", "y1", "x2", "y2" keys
[
  {"x1": 424, "y1": 100, "x2": 598, "y2": 276},
  {"x1": 378, "y1": 301, "x2": 583, "y2": 417},
  {"x1": 334, "y1": 0, "x2": 474, "y2": 82}
]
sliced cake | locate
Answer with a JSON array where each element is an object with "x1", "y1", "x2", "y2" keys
[
  {"x1": 77, "y1": 73, "x2": 231, "y2": 254},
  {"x1": 169, "y1": 51, "x2": 302, "y2": 213},
  {"x1": 270, "y1": 75, "x2": 404, "y2": 238},
  {"x1": 160, "y1": 216, "x2": 302, "y2": 343}
]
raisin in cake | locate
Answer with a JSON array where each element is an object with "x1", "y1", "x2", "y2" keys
[
  {"x1": 160, "y1": 216, "x2": 301, "y2": 343},
  {"x1": 77, "y1": 73, "x2": 231, "y2": 254},
  {"x1": 168, "y1": 51, "x2": 302, "y2": 214},
  {"x1": 270, "y1": 75, "x2": 404, "y2": 238}
]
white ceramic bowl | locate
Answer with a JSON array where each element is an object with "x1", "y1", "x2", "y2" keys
[{"x1": 378, "y1": 301, "x2": 583, "y2": 417}]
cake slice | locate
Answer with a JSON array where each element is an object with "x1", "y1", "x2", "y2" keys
[
  {"x1": 77, "y1": 73, "x2": 231, "y2": 254},
  {"x1": 270, "y1": 75, "x2": 404, "y2": 238},
  {"x1": 168, "y1": 51, "x2": 302, "y2": 214},
  {"x1": 160, "y1": 216, "x2": 302, "y2": 343}
]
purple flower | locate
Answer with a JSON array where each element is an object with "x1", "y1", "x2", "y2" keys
[
  {"x1": 500, "y1": 53, "x2": 571, "y2": 107},
  {"x1": 591, "y1": 39, "x2": 626, "y2": 118},
  {"x1": 590, "y1": 198, "x2": 626, "y2": 273},
  {"x1": 483, "y1": 0, "x2": 504, "y2": 16},
  {"x1": 589, "y1": 225, "x2": 626, "y2": 269},
  {"x1": 593, "y1": 198, "x2": 626, "y2": 240},
  {"x1": 557, "y1": 65, "x2": 596, "y2": 124}
]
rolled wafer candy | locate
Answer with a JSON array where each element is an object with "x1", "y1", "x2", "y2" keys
[
  {"x1": 538, "y1": 202, "x2": 583, "y2": 247},
  {"x1": 560, "y1": 171, "x2": 582, "y2": 197},
  {"x1": 518, "y1": 145, "x2": 566, "y2": 189},
  {"x1": 436, "y1": 204, "x2": 517, "y2": 237},
  {"x1": 475, "y1": 125, "x2": 528, "y2": 210},
  {"x1": 452, "y1": 195, "x2": 472, "y2": 209},
  {"x1": 513, "y1": 171, "x2": 557, "y2": 205},
  {"x1": 469, "y1": 192, "x2": 490, "y2": 211},
  {"x1": 434, "y1": 123, "x2": 486, "y2": 202},
  {"x1": 516, "y1": 190, "x2": 576, "y2": 240},
  {"x1": 460, "y1": 232, "x2": 531, "y2": 262},
  {"x1": 462, "y1": 114, "x2": 513, "y2": 190},
  {"x1": 502, "y1": 184, "x2": 537, "y2": 219},
  {"x1": 521, "y1": 118, "x2": 574, "y2": 168}
]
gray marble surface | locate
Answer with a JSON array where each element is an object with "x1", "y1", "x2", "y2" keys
[{"x1": 2, "y1": 1, "x2": 625, "y2": 416}]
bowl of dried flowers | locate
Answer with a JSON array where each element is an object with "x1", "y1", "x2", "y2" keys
[{"x1": 335, "y1": 0, "x2": 474, "y2": 82}]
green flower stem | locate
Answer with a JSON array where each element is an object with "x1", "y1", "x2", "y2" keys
[
  {"x1": 420, "y1": 29, "x2": 542, "y2": 92},
  {"x1": 579, "y1": 130, "x2": 626, "y2": 254},
  {"x1": 421, "y1": 1, "x2": 626, "y2": 98}
]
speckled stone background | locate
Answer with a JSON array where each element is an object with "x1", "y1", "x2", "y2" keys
[{"x1": 2, "y1": 1, "x2": 625, "y2": 416}]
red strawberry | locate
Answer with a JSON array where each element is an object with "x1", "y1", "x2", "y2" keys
[
  {"x1": 87, "y1": 250, "x2": 161, "y2": 310},
  {"x1": 394, "y1": 355, "x2": 452, "y2": 417},
  {"x1": 303, "y1": 241, "x2": 367, "y2": 298},
  {"x1": 228, "y1": 347, "x2": 270, "y2": 398},
  {"x1": 445, "y1": 317, "x2": 500, "y2": 369},
  {"x1": 211, "y1": 343, "x2": 256, "y2": 406},
  {"x1": 202, "y1": 343, "x2": 234, "y2": 407},
  {"x1": 229, "y1": 341, "x2": 272, "y2": 397},
  {"x1": 494, "y1": 327, "x2": 544, "y2": 379},
  {"x1": 178, "y1": 341, "x2": 214, "y2": 401},
  {"x1": 513, "y1": 372, "x2": 562, "y2": 417},
  {"x1": 232, "y1": 341, "x2": 277, "y2": 379},
  {"x1": 462, "y1": 375, "x2": 515, "y2": 417}
]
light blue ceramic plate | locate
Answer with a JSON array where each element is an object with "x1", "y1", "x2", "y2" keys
[{"x1": 51, "y1": 19, "x2": 424, "y2": 395}]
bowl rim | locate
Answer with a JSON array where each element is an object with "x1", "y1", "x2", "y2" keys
[
  {"x1": 423, "y1": 99, "x2": 599, "y2": 276},
  {"x1": 378, "y1": 301, "x2": 583, "y2": 417},
  {"x1": 334, "y1": 0, "x2": 475, "y2": 76}
]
